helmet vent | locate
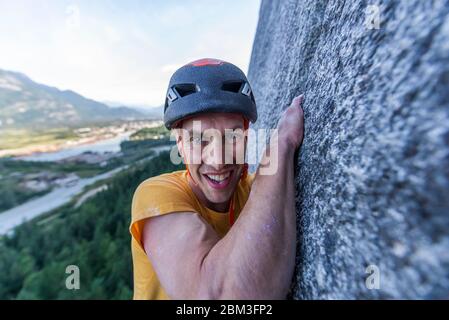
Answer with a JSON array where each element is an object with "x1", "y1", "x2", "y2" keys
[
  {"x1": 221, "y1": 81, "x2": 244, "y2": 93},
  {"x1": 166, "y1": 88, "x2": 178, "y2": 103},
  {"x1": 241, "y1": 82, "x2": 252, "y2": 97},
  {"x1": 174, "y1": 83, "x2": 198, "y2": 97}
]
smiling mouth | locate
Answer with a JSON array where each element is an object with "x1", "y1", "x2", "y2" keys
[{"x1": 203, "y1": 170, "x2": 233, "y2": 189}]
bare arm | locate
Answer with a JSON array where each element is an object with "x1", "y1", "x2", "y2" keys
[{"x1": 142, "y1": 96, "x2": 304, "y2": 299}]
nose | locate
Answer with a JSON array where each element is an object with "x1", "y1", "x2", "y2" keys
[{"x1": 202, "y1": 137, "x2": 227, "y2": 170}]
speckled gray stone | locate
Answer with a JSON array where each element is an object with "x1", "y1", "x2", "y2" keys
[{"x1": 247, "y1": 0, "x2": 449, "y2": 299}]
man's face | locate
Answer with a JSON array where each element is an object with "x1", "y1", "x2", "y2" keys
[{"x1": 175, "y1": 113, "x2": 246, "y2": 205}]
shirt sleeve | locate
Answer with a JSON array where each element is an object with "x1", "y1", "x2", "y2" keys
[{"x1": 129, "y1": 177, "x2": 198, "y2": 252}]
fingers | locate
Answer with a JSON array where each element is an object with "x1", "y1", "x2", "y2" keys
[
  {"x1": 291, "y1": 94, "x2": 304, "y2": 118},
  {"x1": 282, "y1": 94, "x2": 304, "y2": 119},
  {"x1": 290, "y1": 94, "x2": 304, "y2": 112}
]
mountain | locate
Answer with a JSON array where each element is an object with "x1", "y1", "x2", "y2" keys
[
  {"x1": 0, "y1": 69, "x2": 145, "y2": 129},
  {"x1": 127, "y1": 105, "x2": 163, "y2": 119},
  {"x1": 103, "y1": 101, "x2": 163, "y2": 120},
  {"x1": 0, "y1": 151, "x2": 183, "y2": 299}
]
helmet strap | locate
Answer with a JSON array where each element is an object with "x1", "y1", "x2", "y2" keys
[
  {"x1": 241, "y1": 117, "x2": 249, "y2": 180},
  {"x1": 230, "y1": 117, "x2": 250, "y2": 226},
  {"x1": 186, "y1": 163, "x2": 199, "y2": 186}
]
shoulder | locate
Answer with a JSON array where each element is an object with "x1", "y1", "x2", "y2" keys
[
  {"x1": 130, "y1": 170, "x2": 198, "y2": 248},
  {"x1": 131, "y1": 170, "x2": 194, "y2": 219},
  {"x1": 134, "y1": 169, "x2": 188, "y2": 193},
  {"x1": 137, "y1": 169, "x2": 187, "y2": 186}
]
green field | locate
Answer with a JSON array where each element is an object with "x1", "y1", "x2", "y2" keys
[
  {"x1": 0, "y1": 129, "x2": 173, "y2": 212},
  {"x1": 129, "y1": 124, "x2": 170, "y2": 140},
  {"x1": 0, "y1": 159, "x2": 105, "y2": 212},
  {"x1": 0, "y1": 128, "x2": 79, "y2": 150}
]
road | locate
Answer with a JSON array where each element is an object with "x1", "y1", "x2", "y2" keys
[{"x1": 0, "y1": 145, "x2": 172, "y2": 235}]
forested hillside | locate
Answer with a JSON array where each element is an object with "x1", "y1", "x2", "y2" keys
[{"x1": 0, "y1": 151, "x2": 183, "y2": 299}]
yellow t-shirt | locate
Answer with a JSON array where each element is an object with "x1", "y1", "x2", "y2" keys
[{"x1": 129, "y1": 169, "x2": 255, "y2": 300}]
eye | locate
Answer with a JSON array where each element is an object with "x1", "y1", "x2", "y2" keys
[{"x1": 189, "y1": 135, "x2": 202, "y2": 144}]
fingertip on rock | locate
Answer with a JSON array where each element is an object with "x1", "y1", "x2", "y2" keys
[{"x1": 293, "y1": 94, "x2": 304, "y2": 106}]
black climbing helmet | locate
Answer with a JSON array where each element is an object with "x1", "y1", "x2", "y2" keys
[{"x1": 163, "y1": 58, "x2": 257, "y2": 129}]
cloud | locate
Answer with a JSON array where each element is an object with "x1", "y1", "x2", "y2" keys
[
  {"x1": 160, "y1": 64, "x2": 183, "y2": 74},
  {"x1": 65, "y1": 4, "x2": 81, "y2": 30},
  {"x1": 0, "y1": 0, "x2": 261, "y2": 106},
  {"x1": 104, "y1": 25, "x2": 122, "y2": 43}
]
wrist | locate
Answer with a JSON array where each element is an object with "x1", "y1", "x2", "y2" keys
[
  {"x1": 277, "y1": 135, "x2": 296, "y2": 158},
  {"x1": 258, "y1": 136, "x2": 293, "y2": 168},
  {"x1": 273, "y1": 135, "x2": 297, "y2": 158}
]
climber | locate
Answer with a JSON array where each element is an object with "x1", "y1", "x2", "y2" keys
[{"x1": 129, "y1": 58, "x2": 304, "y2": 299}]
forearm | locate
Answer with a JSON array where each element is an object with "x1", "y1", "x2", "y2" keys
[{"x1": 199, "y1": 140, "x2": 297, "y2": 299}]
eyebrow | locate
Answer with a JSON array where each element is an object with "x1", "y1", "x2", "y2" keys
[
  {"x1": 187, "y1": 129, "x2": 200, "y2": 135},
  {"x1": 186, "y1": 125, "x2": 244, "y2": 134}
]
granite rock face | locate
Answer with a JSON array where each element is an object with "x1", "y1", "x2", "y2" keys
[{"x1": 247, "y1": 0, "x2": 449, "y2": 299}]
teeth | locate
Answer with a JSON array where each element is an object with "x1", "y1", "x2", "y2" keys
[{"x1": 206, "y1": 172, "x2": 230, "y2": 182}]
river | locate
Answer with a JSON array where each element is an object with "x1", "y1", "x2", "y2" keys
[
  {"x1": 0, "y1": 145, "x2": 171, "y2": 236},
  {"x1": 17, "y1": 131, "x2": 134, "y2": 162}
]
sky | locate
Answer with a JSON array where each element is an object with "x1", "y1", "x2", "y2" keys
[{"x1": 0, "y1": 0, "x2": 261, "y2": 107}]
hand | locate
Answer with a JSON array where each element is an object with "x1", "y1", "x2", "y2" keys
[{"x1": 276, "y1": 95, "x2": 305, "y2": 150}]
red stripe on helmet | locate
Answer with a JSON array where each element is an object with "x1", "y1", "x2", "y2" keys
[{"x1": 187, "y1": 58, "x2": 225, "y2": 67}]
